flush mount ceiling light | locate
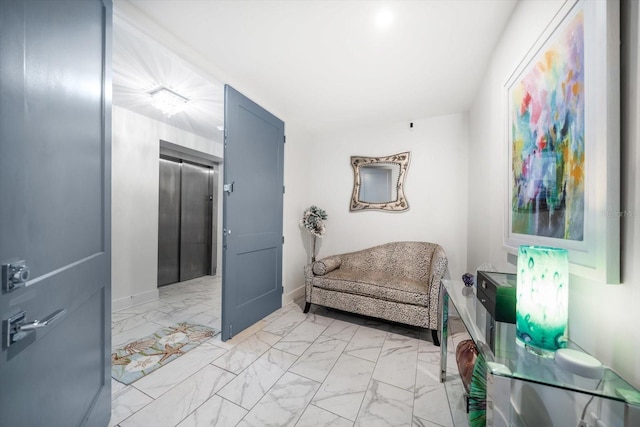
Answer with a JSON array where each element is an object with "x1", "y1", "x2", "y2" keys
[
  {"x1": 374, "y1": 8, "x2": 394, "y2": 29},
  {"x1": 149, "y1": 87, "x2": 188, "y2": 118}
]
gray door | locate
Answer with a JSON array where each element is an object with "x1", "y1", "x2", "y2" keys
[
  {"x1": 158, "y1": 157, "x2": 213, "y2": 286},
  {"x1": 222, "y1": 85, "x2": 284, "y2": 340},
  {"x1": 0, "y1": 1, "x2": 112, "y2": 426}
]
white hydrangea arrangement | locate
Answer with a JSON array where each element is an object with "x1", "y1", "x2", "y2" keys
[
  {"x1": 301, "y1": 205, "x2": 328, "y2": 237},
  {"x1": 301, "y1": 206, "x2": 328, "y2": 262}
]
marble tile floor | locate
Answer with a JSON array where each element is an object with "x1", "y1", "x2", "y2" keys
[{"x1": 110, "y1": 276, "x2": 470, "y2": 427}]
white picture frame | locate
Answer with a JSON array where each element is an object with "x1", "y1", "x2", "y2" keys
[{"x1": 503, "y1": 0, "x2": 620, "y2": 284}]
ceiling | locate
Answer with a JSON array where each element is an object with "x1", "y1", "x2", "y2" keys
[
  {"x1": 113, "y1": 0, "x2": 517, "y2": 140},
  {"x1": 112, "y1": 17, "x2": 225, "y2": 141}
]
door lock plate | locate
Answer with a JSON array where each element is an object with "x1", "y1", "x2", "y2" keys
[{"x1": 2, "y1": 261, "x2": 30, "y2": 292}]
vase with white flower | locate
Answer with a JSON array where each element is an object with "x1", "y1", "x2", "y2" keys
[{"x1": 300, "y1": 205, "x2": 328, "y2": 262}]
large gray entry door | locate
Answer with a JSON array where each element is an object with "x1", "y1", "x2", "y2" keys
[
  {"x1": 0, "y1": 1, "x2": 112, "y2": 426},
  {"x1": 222, "y1": 86, "x2": 284, "y2": 340}
]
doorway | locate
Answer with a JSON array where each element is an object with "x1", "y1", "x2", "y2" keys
[{"x1": 157, "y1": 151, "x2": 219, "y2": 287}]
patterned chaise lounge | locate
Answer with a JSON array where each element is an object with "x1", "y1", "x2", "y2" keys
[{"x1": 303, "y1": 241, "x2": 448, "y2": 346}]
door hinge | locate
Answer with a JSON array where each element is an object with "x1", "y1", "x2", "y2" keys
[
  {"x1": 229, "y1": 324, "x2": 233, "y2": 339},
  {"x1": 282, "y1": 236, "x2": 285, "y2": 244},
  {"x1": 283, "y1": 185, "x2": 285, "y2": 194},
  {"x1": 283, "y1": 135, "x2": 286, "y2": 144},
  {"x1": 224, "y1": 182, "x2": 234, "y2": 194},
  {"x1": 281, "y1": 287, "x2": 284, "y2": 294}
]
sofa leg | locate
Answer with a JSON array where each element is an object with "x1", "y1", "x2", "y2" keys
[
  {"x1": 432, "y1": 329, "x2": 440, "y2": 347},
  {"x1": 303, "y1": 302, "x2": 311, "y2": 313}
]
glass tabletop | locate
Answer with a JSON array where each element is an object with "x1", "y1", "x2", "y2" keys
[{"x1": 442, "y1": 279, "x2": 640, "y2": 406}]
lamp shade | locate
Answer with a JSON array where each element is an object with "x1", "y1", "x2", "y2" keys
[{"x1": 516, "y1": 245, "x2": 569, "y2": 356}]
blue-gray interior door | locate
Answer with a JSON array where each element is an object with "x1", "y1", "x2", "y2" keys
[
  {"x1": 0, "y1": 1, "x2": 112, "y2": 426},
  {"x1": 222, "y1": 85, "x2": 284, "y2": 341}
]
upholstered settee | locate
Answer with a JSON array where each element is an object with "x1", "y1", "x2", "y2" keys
[{"x1": 303, "y1": 241, "x2": 448, "y2": 345}]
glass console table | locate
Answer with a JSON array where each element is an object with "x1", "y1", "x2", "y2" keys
[{"x1": 440, "y1": 279, "x2": 640, "y2": 427}]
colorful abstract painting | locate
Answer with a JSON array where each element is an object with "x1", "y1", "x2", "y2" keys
[{"x1": 510, "y1": 10, "x2": 584, "y2": 240}]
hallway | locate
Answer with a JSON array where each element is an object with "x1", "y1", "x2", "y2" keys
[{"x1": 110, "y1": 277, "x2": 468, "y2": 426}]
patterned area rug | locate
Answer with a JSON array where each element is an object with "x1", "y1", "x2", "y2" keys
[{"x1": 111, "y1": 322, "x2": 219, "y2": 385}]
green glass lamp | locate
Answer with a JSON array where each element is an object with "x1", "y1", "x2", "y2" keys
[{"x1": 516, "y1": 245, "x2": 569, "y2": 357}]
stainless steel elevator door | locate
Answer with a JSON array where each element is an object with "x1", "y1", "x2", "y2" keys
[
  {"x1": 158, "y1": 157, "x2": 214, "y2": 287},
  {"x1": 158, "y1": 158, "x2": 181, "y2": 286},
  {"x1": 180, "y1": 161, "x2": 212, "y2": 281}
]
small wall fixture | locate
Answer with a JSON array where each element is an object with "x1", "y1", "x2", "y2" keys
[
  {"x1": 149, "y1": 87, "x2": 188, "y2": 118},
  {"x1": 516, "y1": 245, "x2": 569, "y2": 357}
]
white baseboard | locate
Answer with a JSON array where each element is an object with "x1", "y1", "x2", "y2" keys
[
  {"x1": 112, "y1": 289, "x2": 159, "y2": 312},
  {"x1": 284, "y1": 284, "x2": 305, "y2": 305},
  {"x1": 114, "y1": 284, "x2": 300, "y2": 312}
]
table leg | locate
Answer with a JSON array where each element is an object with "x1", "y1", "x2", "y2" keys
[{"x1": 440, "y1": 286, "x2": 449, "y2": 383}]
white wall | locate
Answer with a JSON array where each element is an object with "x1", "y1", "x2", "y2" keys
[
  {"x1": 282, "y1": 122, "x2": 315, "y2": 302},
  {"x1": 468, "y1": 0, "x2": 640, "y2": 396},
  {"x1": 112, "y1": 106, "x2": 223, "y2": 310},
  {"x1": 297, "y1": 113, "x2": 469, "y2": 287}
]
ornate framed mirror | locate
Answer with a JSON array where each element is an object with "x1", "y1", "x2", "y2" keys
[{"x1": 350, "y1": 151, "x2": 410, "y2": 212}]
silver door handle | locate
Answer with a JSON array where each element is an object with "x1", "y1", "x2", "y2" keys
[
  {"x1": 5, "y1": 309, "x2": 67, "y2": 347},
  {"x1": 18, "y1": 309, "x2": 67, "y2": 331}
]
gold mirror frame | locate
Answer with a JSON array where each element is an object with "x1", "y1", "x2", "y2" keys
[{"x1": 350, "y1": 151, "x2": 410, "y2": 212}]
